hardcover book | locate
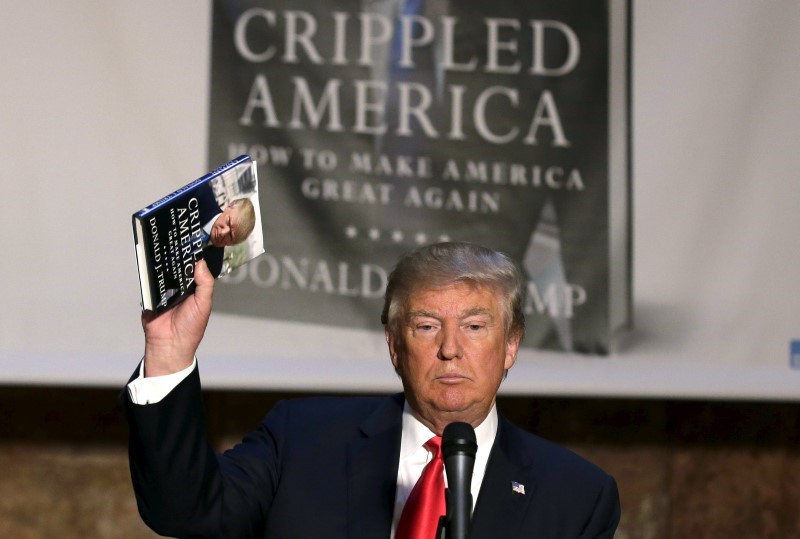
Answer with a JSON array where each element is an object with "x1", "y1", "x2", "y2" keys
[{"x1": 132, "y1": 155, "x2": 264, "y2": 312}]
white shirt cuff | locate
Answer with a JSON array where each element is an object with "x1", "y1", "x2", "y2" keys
[{"x1": 127, "y1": 357, "x2": 197, "y2": 405}]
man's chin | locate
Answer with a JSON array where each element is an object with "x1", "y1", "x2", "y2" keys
[{"x1": 432, "y1": 389, "x2": 477, "y2": 415}]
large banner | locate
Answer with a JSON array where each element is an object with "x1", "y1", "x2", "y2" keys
[{"x1": 207, "y1": 0, "x2": 631, "y2": 355}]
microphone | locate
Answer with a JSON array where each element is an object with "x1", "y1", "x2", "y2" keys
[{"x1": 442, "y1": 422, "x2": 477, "y2": 539}]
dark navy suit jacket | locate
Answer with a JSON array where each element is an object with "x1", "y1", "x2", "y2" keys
[
  {"x1": 126, "y1": 366, "x2": 620, "y2": 538},
  {"x1": 193, "y1": 183, "x2": 225, "y2": 278}
]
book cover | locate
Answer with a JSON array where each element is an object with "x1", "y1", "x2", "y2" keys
[
  {"x1": 132, "y1": 155, "x2": 264, "y2": 312},
  {"x1": 206, "y1": 0, "x2": 631, "y2": 354}
]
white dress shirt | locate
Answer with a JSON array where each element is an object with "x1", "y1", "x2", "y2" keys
[
  {"x1": 391, "y1": 401, "x2": 497, "y2": 537},
  {"x1": 127, "y1": 358, "x2": 196, "y2": 405}
]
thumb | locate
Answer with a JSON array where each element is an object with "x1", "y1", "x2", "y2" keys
[{"x1": 193, "y1": 259, "x2": 216, "y2": 306}]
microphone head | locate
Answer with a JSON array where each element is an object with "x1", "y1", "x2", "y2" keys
[{"x1": 442, "y1": 422, "x2": 478, "y2": 458}]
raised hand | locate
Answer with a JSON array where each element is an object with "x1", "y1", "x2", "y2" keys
[{"x1": 141, "y1": 260, "x2": 216, "y2": 377}]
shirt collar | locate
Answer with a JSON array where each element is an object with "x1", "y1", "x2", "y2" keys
[{"x1": 399, "y1": 400, "x2": 498, "y2": 461}]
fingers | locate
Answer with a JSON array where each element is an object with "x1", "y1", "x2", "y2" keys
[{"x1": 140, "y1": 260, "x2": 215, "y2": 329}]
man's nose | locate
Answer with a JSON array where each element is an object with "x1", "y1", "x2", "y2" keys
[{"x1": 438, "y1": 326, "x2": 462, "y2": 360}]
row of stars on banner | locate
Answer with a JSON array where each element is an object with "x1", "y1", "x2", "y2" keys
[{"x1": 344, "y1": 225, "x2": 451, "y2": 245}]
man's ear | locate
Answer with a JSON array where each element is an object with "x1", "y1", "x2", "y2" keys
[
  {"x1": 504, "y1": 330, "x2": 521, "y2": 371},
  {"x1": 386, "y1": 329, "x2": 400, "y2": 370}
]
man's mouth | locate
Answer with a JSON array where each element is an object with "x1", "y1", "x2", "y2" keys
[{"x1": 436, "y1": 373, "x2": 468, "y2": 384}]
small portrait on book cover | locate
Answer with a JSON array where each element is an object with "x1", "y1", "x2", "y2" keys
[{"x1": 198, "y1": 177, "x2": 258, "y2": 278}]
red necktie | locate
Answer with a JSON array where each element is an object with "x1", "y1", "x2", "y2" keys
[{"x1": 395, "y1": 436, "x2": 445, "y2": 539}]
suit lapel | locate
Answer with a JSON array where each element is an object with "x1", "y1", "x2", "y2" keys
[
  {"x1": 470, "y1": 416, "x2": 537, "y2": 539},
  {"x1": 346, "y1": 394, "x2": 404, "y2": 539}
]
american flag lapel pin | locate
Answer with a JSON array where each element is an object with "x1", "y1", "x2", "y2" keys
[{"x1": 511, "y1": 481, "x2": 526, "y2": 495}]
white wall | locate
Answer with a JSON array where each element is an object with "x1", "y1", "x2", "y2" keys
[{"x1": 1, "y1": 1, "x2": 799, "y2": 399}]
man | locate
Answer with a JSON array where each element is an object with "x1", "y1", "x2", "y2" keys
[
  {"x1": 126, "y1": 242, "x2": 620, "y2": 538},
  {"x1": 193, "y1": 185, "x2": 257, "y2": 278}
]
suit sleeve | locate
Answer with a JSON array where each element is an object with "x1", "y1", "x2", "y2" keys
[
  {"x1": 579, "y1": 474, "x2": 621, "y2": 539},
  {"x1": 126, "y1": 364, "x2": 286, "y2": 538}
]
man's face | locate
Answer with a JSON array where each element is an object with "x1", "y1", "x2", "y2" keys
[
  {"x1": 210, "y1": 206, "x2": 241, "y2": 247},
  {"x1": 388, "y1": 282, "x2": 520, "y2": 433}
]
